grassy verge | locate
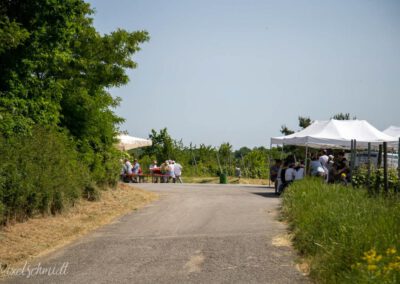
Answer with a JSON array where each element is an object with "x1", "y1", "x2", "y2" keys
[
  {"x1": 0, "y1": 184, "x2": 157, "y2": 277},
  {"x1": 183, "y1": 176, "x2": 269, "y2": 185},
  {"x1": 282, "y1": 179, "x2": 400, "y2": 283}
]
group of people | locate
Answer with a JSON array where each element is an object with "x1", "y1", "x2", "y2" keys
[
  {"x1": 121, "y1": 159, "x2": 143, "y2": 183},
  {"x1": 310, "y1": 150, "x2": 349, "y2": 184},
  {"x1": 149, "y1": 160, "x2": 183, "y2": 183},
  {"x1": 270, "y1": 159, "x2": 305, "y2": 194},
  {"x1": 270, "y1": 150, "x2": 350, "y2": 194},
  {"x1": 121, "y1": 158, "x2": 183, "y2": 183}
]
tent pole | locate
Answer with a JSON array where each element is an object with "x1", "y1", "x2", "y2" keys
[
  {"x1": 378, "y1": 144, "x2": 382, "y2": 168},
  {"x1": 383, "y1": 142, "x2": 388, "y2": 194},
  {"x1": 397, "y1": 138, "x2": 400, "y2": 193},
  {"x1": 305, "y1": 145, "x2": 309, "y2": 177},
  {"x1": 350, "y1": 139, "x2": 354, "y2": 183},
  {"x1": 354, "y1": 139, "x2": 357, "y2": 167},
  {"x1": 367, "y1": 142, "x2": 371, "y2": 194},
  {"x1": 268, "y1": 142, "x2": 272, "y2": 186}
]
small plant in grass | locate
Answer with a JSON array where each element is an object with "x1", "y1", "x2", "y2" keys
[{"x1": 352, "y1": 247, "x2": 400, "y2": 283}]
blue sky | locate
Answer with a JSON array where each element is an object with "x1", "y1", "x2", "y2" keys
[{"x1": 87, "y1": 0, "x2": 400, "y2": 149}]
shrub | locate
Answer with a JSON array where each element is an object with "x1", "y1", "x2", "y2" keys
[
  {"x1": 352, "y1": 166, "x2": 399, "y2": 193},
  {"x1": 282, "y1": 179, "x2": 400, "y2": 283},
  {"x1": 0, "y1": 127, "x2": 89, "y2": 225}
]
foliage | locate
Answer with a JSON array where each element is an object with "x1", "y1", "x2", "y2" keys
[
  {"x1": 298, "y1": 116, "x2": 312, "y2": 129},
  {"x1": 0, "y1": 0, "x2": 149, "y2": 225},
  {"x1": 352, "y1": 166, "x2": 399, "y2": 194},
  {"x1": 282, "y1": 179, "x2": 400, "y2": 283},
  {"x1": 352, "y1": 248, "x2": 400, "y2": 283},
  {"x1": 332, "y1": 112, "x2": 356, "y2": 120},
  {"x1": 0, "y1": 127, "x2": 89, "y2": 225},
  {"x1": 280, "y1": 125, "x2": 295, "y2": 135},
  {"x1": 135, "y1": 128, "x2": 275, "y2": 179}
]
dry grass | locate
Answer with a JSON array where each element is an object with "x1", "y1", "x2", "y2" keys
[
  {"x1": 184, "y1": 176, "x2": 270, "y2": 185},
  {"x1": 272, "y1": 233, "x2": 293, "y2": 247},
  {"x1": 0, "y1": 183, "x2": 157, "y2": 274}
]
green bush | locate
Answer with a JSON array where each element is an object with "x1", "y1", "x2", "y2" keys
[
  {"x1": 352, "y1": 166, "x2": 399, "y2": 193},
  {"x1": 0, "y1": 127, "x2": 89, "y2": 225},
  {"x1": 282, "y1": 179, "x2": 400, "y2": 283}
]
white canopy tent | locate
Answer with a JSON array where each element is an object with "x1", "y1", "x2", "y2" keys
[
  {"x1": 116, "y1": 134, "x2": 152, "y2": 151},
  {"x1": 271, "y1": 119, "x2": 397, "y2": 150},
  {"x1": 383, "y1": 126, "x2": 400, "y2": 138}
]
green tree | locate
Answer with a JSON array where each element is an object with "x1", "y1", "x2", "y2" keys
[
  {"x1": 298, "y1": 116, "x2": 312, "y2": 129},
  {"x1": 332, "y1": 113, "x2": 356, "y2": 120},
  {"x1": 146, "y1": 128, "x2": 175, "y2": 163},
  {"x1": 0, "y1": 0, "x2": 149, "y2": 185},
  {"x1": 280, "y1": 125, "x2": 295, "y2": 135},
  {"x1": 234, "y1": 147, "x2": 251, "y2": 159}
]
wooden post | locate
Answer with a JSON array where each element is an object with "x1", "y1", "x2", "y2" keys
[
  {"x1": 367, "y1": 142, "x2": 371, "y2": 193},
  {"x1": 397, "y1": 138, "x2": 400, "y2": 193},
  {"x1": 350, "y1": 139, "x2": 354, "y2": 182},
  {"x1": 305, "y1": 145, "x2": 309, "y2": 177},
  {"x1": 377, "y1": 144, "x2": 382, "y2": 168},
  {"x1": 383, "y1": 142, "x2": 388, "y2": 193},
  {"x1": 354, "y1": 139, "x2": 357, "y2": 166}
]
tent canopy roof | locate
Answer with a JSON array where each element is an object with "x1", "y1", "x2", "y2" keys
[
  {"x1": 116, "y1": 134, "x2": 152, "y2": 151},
  {"x1": 271, "y1": 119, "x2": 397, "y2": 149},
  {"x1": 383, "y1": 126, "x2": 400, "y2": 138}
]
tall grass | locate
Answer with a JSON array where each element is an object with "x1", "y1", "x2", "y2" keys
[{"x1": 282, "y1": 178, "x2": 400, "y2": 283}]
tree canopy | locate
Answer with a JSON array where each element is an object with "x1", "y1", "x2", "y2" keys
[
  {"x1": 0, "y1": 0, "x2": 150, "y2": 223},
  {"x1": 0, "y1": 0, "x2": 149, "y2": 141}
]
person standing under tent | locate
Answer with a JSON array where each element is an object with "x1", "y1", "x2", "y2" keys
[
  {"x1": 327, "y1": 155, "x2": 335, "y2": 183},
  {"x1": 295, "y1": 161, "x2": 305, "y2": 180},
  {"x1": 311, "y1": 155, "x2": 325, "y2": 177},
  {"x1": 270, "y1": 159, "x2": 281, "y2": 192},
  {"x1": 285, "y1": 163, "x2": 296, "y2": 186},
  {"x1": 334, "y1": 152, "x2": 350, "y2": 183},
  {"x1": 278, "y1": 161, "x2": 288, "y2": 194},
  {"x1": 319, "y1": 150, "x2": 329, "y2": 180}
]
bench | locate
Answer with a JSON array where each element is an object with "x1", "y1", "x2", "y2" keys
[{"x1": 122, "y1": 173, "x2": 172, "y2": 183}]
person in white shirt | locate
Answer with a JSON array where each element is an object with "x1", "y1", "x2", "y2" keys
[
  {"x1": 285, "y1": 163, "x2": 296, "y2": 184},
  {"x1": 173, "y1": 161, "x2": 183, "y2": 183},
  {"x1": 168, "y1": 160, "x2": 175, "y2": 182},
  {"x1": 124, "y1": 159, "x2": 133, "y2": 175},
  {"x1": 295, "y1": 161, "x2": 305, "y2": 180},
  {"x1": 121, "y1": 159, "x2": 133, "y2": 182},
  {"x1": 319, "y1": 150, "x2": 329, "y2": 179}
]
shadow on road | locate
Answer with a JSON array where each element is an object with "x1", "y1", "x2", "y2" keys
[{"x1": 251, "y1": 191, "x2": 280, "y2": 199}]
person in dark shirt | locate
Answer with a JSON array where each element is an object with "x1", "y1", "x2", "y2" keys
[
  {"x1": 270, "y1": 159, "x2": 282, "y2": 193},
  {"x1": 278, "y1": 160, "x2": 288, "y2": 194},
  {"x1": 334, "y1": 152, "x2": 349, "y2": 183}
]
